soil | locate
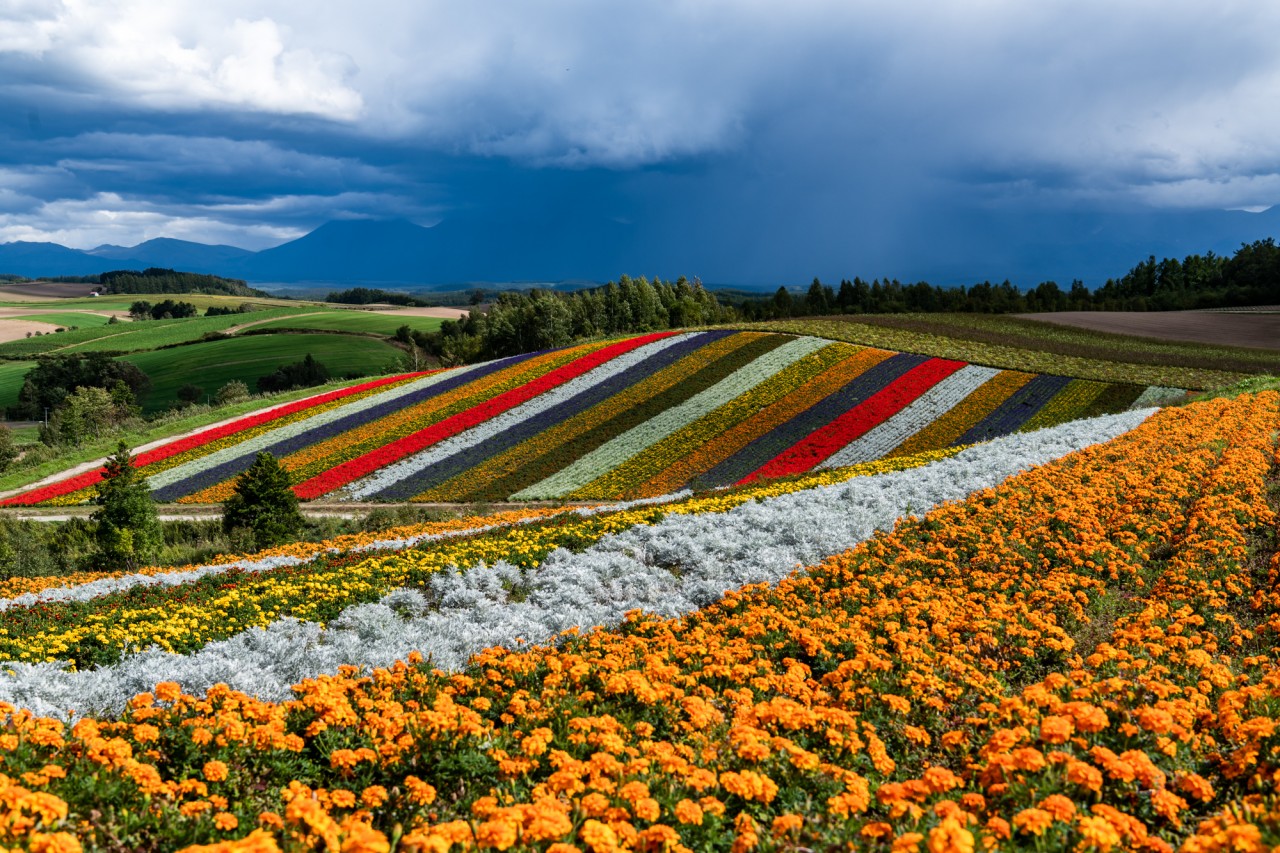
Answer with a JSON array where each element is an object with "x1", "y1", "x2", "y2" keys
[
  {"x1": 369, "y1": 306, "x2": 472, "y2": 320},
  {"x1": 0, "y1": 282, "x2": 101, "y2": 300},
  {"x1": 1017, "y1": 311, "x2": 1280, "y2": 351},
  {"x1": 0, "y1": 320, "x2": 62, "y2": 343}
]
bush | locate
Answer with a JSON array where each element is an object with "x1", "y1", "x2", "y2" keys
[
  {"x1": 176, "y1": 384, "x2": 204, "y2": 406},
  {"x1": 215, "y1": 381, "x2": 250, "y2": 405},
  {"x1": 222, "y1": 452, "x2": 305, "y2": 550},
  {"x1": 256, "y1": 354, "x2": 329, "y2": 394}
]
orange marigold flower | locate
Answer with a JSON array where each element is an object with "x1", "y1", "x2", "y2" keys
[
  {"x1": 362, "y1": 786, "x2": 389, "y2": 808},
  {"x1": 1066, "y1": 760, "x2": 1104, "y2": 793},
  {"x1": 1038, "y1": 716, "x2": 1074, "y2": 744},
  {"x1": 1075, "y1": 816, "x2": 1121, "y2": 852},
  {"x1": 891, "y1": 831, "x2": 924, "y2": 853},
  {"x1": 1010, "y1": 747, "x2": 1046, "y2": 772},
  {"x1": 475, "y1": 819, "x2": 518, "y2": 851},
  {"x1": 28, "y1": 834, "x2": 82, "y2": 853},
  {"x1": 132, "y1": 724, "x2": 160, "y2": 744},
  {"x1": 771, "y1": 814, "x2": 803, "y2": 836},
  {"x1": 984, "y1": 818, "x2": 1011, "y2": 842},
  {"x1": 330, "y1": 789, "x2": 357, "y2": 809},
  {"x1": 732, "y1": 813, "x2": 759, "y2": 853},
  {"x1": 213, "y1": 812, "x2": 238, "y2": 831},
  {"x1": 405, "y1": 776, "x2": 438, "y2": 806},
  {"x1": 1135, "y1": 707, "x2": 1174, "y2": 736},
  {"x1": 1176, "y1": 773, "x2": 1215, "y2": 803},
  {"x1": 633, "y1": 798, "x2": 660, "y2": 823},
  {"x1": 674, "y1": 799, "x2": 703, "y2": 826},
  {"x1": 203, "y1": 760, "x2": 229, "y2": 783},
  {"x1": 580, "y1": 819, "x2": 619, "y2": 853},
  {"x1": 923, "y1": 766, "x2": 962, "y2": 793},
  {"x1": 154, "y1": 682, "x2": 182, "y2": 703},
  {"x1": 1038, "y1": 795, "x2": 1075, "y2": 823},
  {"x1": 1012, "y1": 809, "x2": 1054, "y2": 836},
  {"x1": 861, "y1": 823, "x2": 894, "y2": 840},
  {"x1": 928, "y1": 817, "x2": 975, "y2": 853}
]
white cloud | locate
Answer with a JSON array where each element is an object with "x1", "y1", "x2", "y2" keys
[{"x1": 2, "y1": 1, "x2": 362, "y2": 120}]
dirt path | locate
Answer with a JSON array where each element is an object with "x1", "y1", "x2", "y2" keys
[
  {"x1": 223, "y1": 311, "x2": 328, "y2": 335},
  {"x1": 1017, "y1": 311, "x2": 1280, "y2": 351}
]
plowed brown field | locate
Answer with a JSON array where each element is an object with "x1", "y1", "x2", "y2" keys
[{"x1": 1018, "y1": 310, "x2": 1280, "y2": 350}]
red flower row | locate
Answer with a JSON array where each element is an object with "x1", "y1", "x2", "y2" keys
[{"x1": 741, "y1": 357, "x2": 966, "y2": 483}]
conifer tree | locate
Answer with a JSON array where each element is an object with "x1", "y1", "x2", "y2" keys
[
  {"x1": 222, "y1": 452, "x2": 305, "y2": 549},
  {"x1": 91, "y1": 442, "x2": 162, "y2": 570}
]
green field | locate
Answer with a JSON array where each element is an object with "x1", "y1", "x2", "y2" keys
[
  {"x1": 121, "y1": 333, "x2": 405, "y2": 412},
  {"x1": 0, "y1": 307, "x2": 308, "y2": 357},
  {"x1": 0, "y1": 360, "x2": 34, "y2": 412},
  {"x1": 247, "y1": 311, "x2": 445, "y2": 335}
]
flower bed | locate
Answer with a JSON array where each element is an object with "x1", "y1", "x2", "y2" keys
[
  {"x1": 4, "y1": 394, "x2": 1278, "y2": 850},
  {"x1": 1, "y1": 331, "x2": 1162, "y2": 507}
]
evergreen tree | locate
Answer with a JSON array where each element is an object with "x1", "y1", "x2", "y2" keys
[
  {"x1": 0, "y1": 426, "x2": 16, "y2": 473},
  {"x1": 222, "y1": 452, "x2": 305, "y2": 549},
  {"x1": 90, "y1": 442, "x2": 162, "y2": 571}
]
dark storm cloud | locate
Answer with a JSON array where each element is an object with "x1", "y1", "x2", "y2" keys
[{"x1": 0, "y1": 1, "x2": 1276, "y2": 281}]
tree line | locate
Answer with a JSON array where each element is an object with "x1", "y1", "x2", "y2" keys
[
  {"x1": 48, "y1": 268, "x2": 268, "y2": 297},
  {"x1": 739, "y1": 238, "x2": 1280, "y2": 319},
  {"x1": 409, "y1": 275, "x2": 734, "y2": 364}
]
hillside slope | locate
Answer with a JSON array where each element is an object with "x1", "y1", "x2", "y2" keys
[{"x1": 0, "y1": 330, "x2": 1165, "y2": 507}]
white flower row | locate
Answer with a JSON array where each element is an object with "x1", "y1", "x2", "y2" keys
[
  {"x1": 340, "y1": 333, "x2": 700, "y2": 500},
  {"x1": 513, "y1": 336, "x2": 832, "y2": 499},
  {"x1": 144, "y1": 364, "x2": 479, "y2": 490},
  {"x1": 822, "y1": 365, "x2": 999, "y2": 468},
  {"x1": 0, "y1": 407, "x2": 1155, "y2": 718},
  {"x1": 0, "y1": 488, "x2": 696, "y2": 613}
]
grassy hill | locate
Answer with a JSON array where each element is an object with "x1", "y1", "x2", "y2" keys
[
  {"x1": 0, "y1": 294, "x2": 454, "y2": 418},
  {"x1": 121, "y1": 334, "x2": 406, "y2": 412}
]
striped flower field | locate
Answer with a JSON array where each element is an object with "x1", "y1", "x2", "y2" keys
[
  {"x1": 3, "y1": 389, "x2": 1280, "y2": 851},
  {"x1": 0, "y1": 331, "x2": 1160, "y2": 507}
]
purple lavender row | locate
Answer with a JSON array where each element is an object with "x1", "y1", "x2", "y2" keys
[
  {"x1": 952, "y1": 373, "x2": 1074, "y2": 446},
  {"x1": 689, "y1": 352, "x2": 927, "y2": 491}
]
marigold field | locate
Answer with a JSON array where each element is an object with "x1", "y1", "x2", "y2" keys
[
  {"x1": 0, "y1": 331, "x2": 1162, "y2": 507},
  {"x1": 0, "y1": 380, "x2": 1275, "y2": 851}
]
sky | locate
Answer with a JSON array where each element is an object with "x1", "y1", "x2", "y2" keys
[{"x1": 1, "y1": 0, "x2": 1279, "y2": 286}]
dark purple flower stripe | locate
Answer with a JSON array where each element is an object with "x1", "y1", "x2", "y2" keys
[
  {"x1": 367, "y1": 331, "x2": 736, "y2": 501},
  {"x1": 952, "y1": 373, "x2": 1075, "y2": 446},
  {"x1": 688, "y1": 352, "x2": 928, "y2": 491},
  {"x1": 149, "y1": 351, "x2": 543, "y2": 501}
]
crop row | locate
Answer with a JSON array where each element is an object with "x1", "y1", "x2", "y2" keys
[
  {"x1": 0, "y1": 394, "x2": 1268, "y2": 849},
  {"x1": 0, "y1": 437, "x2": 1002, "y2": 682},
  {"x1": 2, "y1": 331, "x2": 1156, "y2": 507}
]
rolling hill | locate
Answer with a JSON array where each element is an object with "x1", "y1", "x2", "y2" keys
[{"x1": 0, "y1": 330, "x2": 1166, "y2": 507}]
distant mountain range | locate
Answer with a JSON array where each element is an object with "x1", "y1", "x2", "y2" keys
[
  {"x1": 0, "y1": 206, "x2": 1278, "y2": 290},
  {"x1": 0, "y1": 216, "x2": 638, "y2": 290}
]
